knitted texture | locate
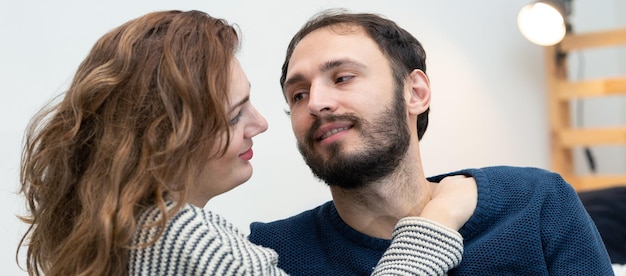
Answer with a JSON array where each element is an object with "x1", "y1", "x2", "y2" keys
[
  {"x1": 249, "y1": 166, "x2": 614, "y2": 275},
  {"x1": 129, "y1": 203, "x2": 286, "y2": 275},
  {"x1": 372, "y1": 217, "x2": 463, "y2": 276},
  {"x1": 128, "y1": 203, "x2": 463, "y2": 275}
]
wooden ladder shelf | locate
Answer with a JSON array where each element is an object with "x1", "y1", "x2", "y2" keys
[{"x1": 545, "y1": 27, "x2": 626, "y2": 191}]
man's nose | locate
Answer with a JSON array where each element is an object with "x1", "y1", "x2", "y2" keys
[{"x1": 307, "y1": 83, "x2": 337, "y2": 116}]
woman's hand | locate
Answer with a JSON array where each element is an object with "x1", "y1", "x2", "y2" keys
[{"x1": 420, "y1": 175, "x2": 478, "y2": 230}]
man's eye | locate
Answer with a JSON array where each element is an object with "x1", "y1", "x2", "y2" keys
[
  {"x1": 335, "y1": 75, "x2": 354, "y2": 83},
  {"x1": 292, "y1": 92, "x2": 307, "y2": 103}
]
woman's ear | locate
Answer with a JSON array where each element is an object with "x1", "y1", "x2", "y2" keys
[{"x1": 405, "y1": 69, "x2": 431, "y2": 115}]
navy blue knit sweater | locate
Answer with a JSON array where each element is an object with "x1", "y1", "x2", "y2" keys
[{"x1": 249, "y1": 166, "x2": 614, "y2": 275}]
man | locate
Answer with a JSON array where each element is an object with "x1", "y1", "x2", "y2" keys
[{"x1": 249, "y1": 9, "x2": 613, "y2": 275}]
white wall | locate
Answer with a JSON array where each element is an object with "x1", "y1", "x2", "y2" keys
[{"x1": 0, "y1": 0, "x2": 621, "y2": 274}]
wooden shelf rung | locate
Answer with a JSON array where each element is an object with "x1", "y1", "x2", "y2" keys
[
  {"x1": 568, "y1": 175, "x2": 626, "y2": 191},
  {"x1": 556, "y1": 77, "x2": 626, "y2": 99},
  {"x1": 557, "y1": 127, "x2": 626, "y2": 146},
  {"x1": 560, "y1": 27, "x2": 626, "y2": 51}
]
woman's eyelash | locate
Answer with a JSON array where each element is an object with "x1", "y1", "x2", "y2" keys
[{"x1": 230, "y1": 110, "x2": 243, "y2": 124}]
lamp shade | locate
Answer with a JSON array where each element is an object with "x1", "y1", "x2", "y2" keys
[{"x1": 517, "y1": 2, "x2": 567, "y2": 46}]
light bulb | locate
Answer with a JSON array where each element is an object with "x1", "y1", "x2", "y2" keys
[{"x1": 518, "y1": 2, "x2": 567, "y2": 46}]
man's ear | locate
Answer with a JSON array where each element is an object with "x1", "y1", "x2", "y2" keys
[{"x1": 405, "y1": 69, "x2": 431, "y2": 115}]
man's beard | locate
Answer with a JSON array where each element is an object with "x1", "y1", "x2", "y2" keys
[{"x1": 297, "y1": 89, "x2": 410, "y2": 189}]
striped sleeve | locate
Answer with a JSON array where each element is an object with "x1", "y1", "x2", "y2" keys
[
  {"x1": 371, "y1": 217, "x2": 463, "y2": 276},
  {"x1": 129, "y1": 204, "x2": 288, "y2": 276},
  {"x1": 129, "y1": 205, "x2": 242, "y2": 275}
]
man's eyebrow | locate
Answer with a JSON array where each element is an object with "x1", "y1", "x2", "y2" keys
[
  {"x1": 320, "y1": 58, "x2": 366, "y2": 73},
  {"x1": 283, "y1": 59, "x2": 366, "y2": 89},
  {"x1": 284, "y1": 74, "x2": 305, "y2": 90}
]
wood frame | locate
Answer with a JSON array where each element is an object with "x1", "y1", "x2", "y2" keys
[{"x1": 545, "y1": 27, "x2": 626, "y2": 191}]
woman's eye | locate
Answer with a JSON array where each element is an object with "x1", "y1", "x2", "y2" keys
[{"x1": 230, "y1": 110, "x2": 243, "y2": 125}]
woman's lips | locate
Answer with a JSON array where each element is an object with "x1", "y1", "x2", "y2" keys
[{"x1": 239, "y1": 148, "x2": 253, "y2": 160}]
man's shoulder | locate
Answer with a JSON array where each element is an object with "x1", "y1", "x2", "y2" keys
[
  {"x1": 482, "y1": 166, "x2": 572, "y2": 190},
  {"x1": 480, "y1": 165, "x2": 559, "y2": 177},
  {"x1": 249, "y1": 200, "x2": 333, "y2": 236},
  {"x1": 430, "y1": 165, "x2": 565, "y2": 186},
  {"x1": 476, "y1": 166, "x2": 572, "y2": 192},
  {"x1": 444, "y1": 166, "x2": 564, "y2": 186},
  {"x1": 431, "y1": 166, "x2": 575, "y2": 209},
  {"x1": 458, "y1": 165, "x2": 558, "y2": 178}
]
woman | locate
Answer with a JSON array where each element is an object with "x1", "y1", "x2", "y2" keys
[{"x1": 18, "y1": 10, "x2": 472, "y2": 275}]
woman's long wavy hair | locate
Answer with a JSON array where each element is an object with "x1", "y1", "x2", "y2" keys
[{"x1": 17, "y1": 10, "x2": 240, "y2": 275}]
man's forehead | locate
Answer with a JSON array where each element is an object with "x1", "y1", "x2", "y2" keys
[{"x1": 302, "y1": 24, "x2": 367, "y2": 41}]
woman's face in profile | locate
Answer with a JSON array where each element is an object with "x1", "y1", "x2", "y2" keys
[{"x1": 188, "y1": 58, "x2": 268, "y2": 206}]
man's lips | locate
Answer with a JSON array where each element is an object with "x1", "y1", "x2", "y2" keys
[
  {"x1": 239, "y1": 148, "x2": 253, "y2": 160},
  {"x1": 314, "y1": 122, "x2": 354, "y2": 141},
  {"x1": 319, "y1": 126, "x2": 351, "y2": 140},
  {"x1": 305, "y1": 114, "x2": 360, "y2": 146}
]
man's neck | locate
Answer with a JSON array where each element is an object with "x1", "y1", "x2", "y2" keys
[{"x1": 329, "y1": 156, "x2": 434, "y2": 239}]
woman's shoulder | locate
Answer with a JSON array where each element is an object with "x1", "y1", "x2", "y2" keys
[
  {"x1": 145, "y1": 202, "x2": 250, "y2": 236},
  {"x1": 134, "y1": 203, "x2": 218, "y2": 246},
  {"x1": 129, "y1": 203, "x2": 244, "y2": 275}
]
